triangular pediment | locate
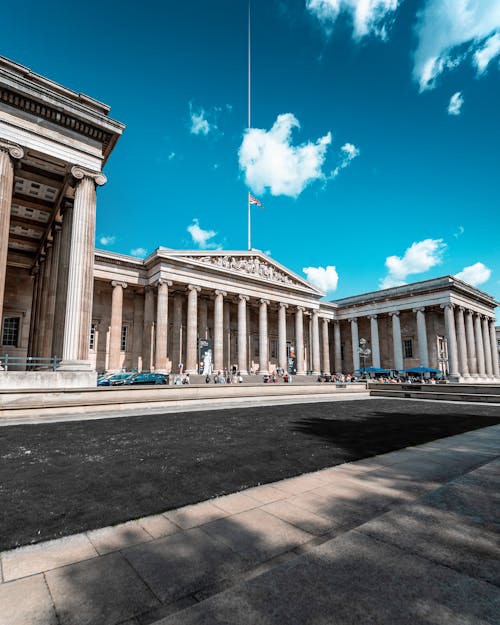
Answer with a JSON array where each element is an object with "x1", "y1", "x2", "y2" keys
[{"x1": 157, "y1": 249, "x2": 324, "y2": 296}]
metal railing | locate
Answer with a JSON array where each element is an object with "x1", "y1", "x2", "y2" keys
[{"x1": 1, "y1": 355, "x2": 62, "y2": 371}]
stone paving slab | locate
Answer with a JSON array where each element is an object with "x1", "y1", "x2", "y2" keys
[
  {"x1": 0, "y1": 574, "x2": 58, "y2": 625},
  {"x1": 137, "y1": 515, "x2": 181, "y2": 539},
  {"x1": 122, "y1": 528, "x2": 246, "y2": 604},
  {"x1": 201, "y1": 508, "x2": 312, "y2": 564},
  {"x1": 1, "y1": 532, "x2": 98, "y2": 581},
  {"x1": 357, "y1": 501, "x2": 500, "y2": 586},
  {"x1": 45, "y1": 551, "x2": 160, "y2": 625},
  {"x1": 156, "y1": 530, "x2": 500, "y2": 625},
  {"x1": 210, "y1": 492, "x2": 261, "y2": 515},
  {"x1": 270, "y1": 472, "x2": 329, "y2": 495},
  {"x1": 164, "y1": 501, "x2": 229, "y2": 530},
  {"x1": 260, "y1": 499, "x2": 336, "y2": 535},
  {"x1": 419, "y1": 473, "x2": 500, "y2": 530},
  {"x1": 87, "y1": 521, "x2": 153, "y2": 555},
  {"x1": 243, "y1": 484, "x2": 289, "y2": 504}
]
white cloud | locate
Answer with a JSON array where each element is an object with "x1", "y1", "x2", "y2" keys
[
  {"x1": 130, "y1": 247, "x2": 148, "y2": 258},
  {"x1": 455, "y1": 262, "x2": 491, "y2": 286},
  {"x1": 168, "y1": 152, "x2": 176, "y2": 160},
  {"x1": 474, "y1": 32, "x2": 500, "y2": 74},
  {"x1": 379, "y1": 238, "x2": 446, "y2": 289},
  {"x1": 332, "y1": 142, "x2": 360, "y2": 177},
  {"x1": 189, "y1": 103, "x2": 215, "y2": 136},
  {"x1": 238, "y1": 113, "x2": 332, "y2": 197},
  {"x1": 99, "y1": 235, "x2": 115, "y2": 246},
  {"x1": 303, "y1": 265, "x2": 339, "y2": 292},
  {"x1": 306, "y1": 0, "x2": 400, "y2": 40},
  {"x1": 414, "y1": 1, "x2": 500, "y2": 91},
  {"x1": 447, "y1": 91, "x2": 464, "y2": 116},
  {"x1": 187, "y1": 218, "x2": 221, "y2": 250},
  {"x1": 453, "y1": 225, "x2": 465, "y2": 238}
]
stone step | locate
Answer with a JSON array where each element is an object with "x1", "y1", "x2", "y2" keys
[{"x1": 370, "y1": 388, "x2": 500, "y2": 403}]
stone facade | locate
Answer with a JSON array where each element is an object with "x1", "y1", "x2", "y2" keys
[{"x1": 0, "y1": 56, "x2": 498, "y2": 387}]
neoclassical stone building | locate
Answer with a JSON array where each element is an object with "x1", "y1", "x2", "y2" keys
[{"x1": 0, "y1": 56, "x2": 499, "y2": 387}]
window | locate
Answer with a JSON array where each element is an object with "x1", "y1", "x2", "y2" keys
[
  {"x1": 89, "y1": 323, "x2": 96, "y2": 351},
  {"x1": 120, "y1": 326, "x2": 128, "y2": 352},
  {"x1": 403, "y1": 339, "x2": 413, "y2": 358},
  {"x1": 270, "y1": 338, "x2": 278, "y2": 359},
  {"x1": 2, "y1": 317, "x2": 20, "y2": 347}
]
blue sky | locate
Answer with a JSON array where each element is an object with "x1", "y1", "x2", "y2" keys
[{"x1": 2, "y1": 0, "x2": 499, "y2": 304}]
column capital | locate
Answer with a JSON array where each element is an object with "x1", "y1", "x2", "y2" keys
[
  {"x1": 279, "y1": 302, "x2": 288, "y2": 309},
  {"x1": 412, "y1": 307, "x2": 425, "y2": 313},
  {"x1": 348, "y1": 317, "x2": 358, "y2": 323},
  {"x1": 156, "y1": 279, "x2": 172, "y2": 288},
  {"x1": 388, "y1": 311, "x2": 400, "y2": 317},
  {"x1": 111, "y1": 280, "x2": 127, "y2": 289},
  {"x1": 0, "y1": 140, "x2": 24, "y2": 160},
  {"x1": 214, "y1": 290, "x2": 226, "y2": 297},
  {"x1": 71, "y1": 165, "x2": 107, "y2": 187},
  {"x1": 440, "y1": 303, "x2": 454, "y2": 311},
  {"x1": 311, "y1": 309, "x2": 319, "y2": 316},
  {"x1": 238, "y1": 294, "x2": 249, "y2": 302},
  {"x1": 367, "y1": 314, "x2": 378, "y2": 320},
  {"x1": 187, "y1": 284, "x2": 200, "y2": 292},
  {"x1": 296, "y1": 306, "x2": 305, "y2": 312},
  {"x1": 260, "y1": 298, "x2": 270, "y2": 306}
]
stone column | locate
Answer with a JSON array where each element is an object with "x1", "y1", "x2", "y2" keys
[
  {"x1": 213, "y1": 290, "x2": 225, "y2": 371},
  {"x1": 442, "y1": 304, "x2": 459, "y2": 380},
  {"x1": 108, "y1": 281, "x2": 127, "y2": 372},
  {"x1": 238, "y1": 295, "x2": 249, "y2": 375},
  {"x1": 0, "y1": 142, "x2": 24, "y2": 344},
  {"x1": 27, "y1": 266, "x2": 41, "y2": 358},
  {"x1": 488, "y1": 319, "x2": 500, "y2": 379},
  {"x1": 132, "y1": 290, "x2": 144, "y2": 371},
  {"x1": 334, "y1": 321, "x2": 342, "y2": 373},
  {"x1": 412, "y1": 308, "x2": 429, "y2": 368},
  {"x1": 142, "y1": 287, "x2": 155, "y2": 372},
  {"x1": 349, "y1": 318, "x2": 360, "y2": 372},
  {"x1": 474, "y1": 313, "x2": 486, "y2": 378},
  {"x1": 186, "y1": 284, "x2": 200, "y2": 373},
  {"x1": 223, "y1": 301, "x2": 231, "y2": 370},
  {"x1": 455, "y1": 307, "x2": 469, "y2": 378},
  {"x1": 388, "y1": 312, "x2": 403, "y2": 372},
  {"x1": 311, "y1": 310, "x2": 320, "y2": 375},
  {"x1": 155, "y1": 280, "x2": 171, "y2": 373},
  {"x1": 482, "y1": 316, "x2": 493, "y2": 378},
  {"x1": 43, "y1": 226, "x2": 62, "y2": 358},
  {"x1": 278, "y1": 303, "x2": 288, "y2": 371},
  {"x1": 321, "y1": 318, "x2": 330, "y2": 374},
  {"x1": 295, "y1": 306, "x2": 305, "y2": 375},
  {"x1": 172, "y1": 293, "x2": 184, "y2": 372},
  {"x1": 36, "y1": 246, "x2": 51, "y2": 358},
  {"x1": 52, "y1": 203, "x2": 73, "y2": 359},
  {"x1": 199, "y1": 298, "x2": 208, "y2": 339},
  {"x1": 465, "y1": 310, "x2": 477, "y2": 375},
  {"x1": 60, "y1": 167, "x2": 106, "y2": 370},
  {"x1": 259, "y1": 299, "x2": 269, "y2": 374},
  {"x1": 368, "y1": 315, "x2": 381, "y2": 368}
]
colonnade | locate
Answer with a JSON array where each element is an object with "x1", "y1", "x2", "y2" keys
[
  {"x1": 104, "y1": 279, "x2": 330, "y2": 375},
  {"x1": 346, "y1": 305, "x2": 499, "y2": 380}
]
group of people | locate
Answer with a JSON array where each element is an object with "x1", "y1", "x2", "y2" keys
[
  {"x1": 262, "y1": 370, "x2": 293, "y2": 383},
  {"x1": 208, "y1": 369, "x2": 244, "y2": 384}
]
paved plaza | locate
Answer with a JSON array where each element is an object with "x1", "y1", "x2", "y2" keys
[
  {"x1": 2, "y1": 398, "x2": 499, "y2": 550},
  {"x1": 0, "y1": 416, "x2": 499, "y2": 625}
]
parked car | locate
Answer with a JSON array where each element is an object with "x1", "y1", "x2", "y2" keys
[
  {"x1": 97, "y1": 372, "x2": 135, "y2": 386},
  {"x1": 124, "y1": 372, "x2": 169, "y2": 386}
]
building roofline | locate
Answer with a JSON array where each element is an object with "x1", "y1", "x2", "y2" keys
[{"x1": 331, "y1": 275, "x2": 499, "y2": 308}]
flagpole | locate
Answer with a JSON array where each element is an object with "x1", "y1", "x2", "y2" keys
[{"x1": 247, "y1": 0, "x2": 251, "y2": 251}]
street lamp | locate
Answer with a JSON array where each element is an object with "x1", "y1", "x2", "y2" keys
[{"x1": 358, "y1": 338, "x2": 371, "y2": 379}]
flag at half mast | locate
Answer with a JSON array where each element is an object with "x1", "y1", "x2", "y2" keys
[{"x1": 248, "y1": 192, "x2": 263, "y2": 208}]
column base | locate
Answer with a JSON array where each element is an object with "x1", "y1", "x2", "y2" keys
[
  {"x1": 312, "y1": 370, "x2": 321, "y2": 376},
  {"x1": 58, "y1": 359, "x2": 94, "y2": 372},
  {"x1": 296, "y1": 371, "x2": 306, "y2": 376},
  {"x1": 185, "y1": 369, "x2": 198, "y2": 375},
  {"x1": 238, "y1": 370, "x2": 249, "y2": 376}
]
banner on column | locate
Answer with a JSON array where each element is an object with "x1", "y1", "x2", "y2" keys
[
  {"x1": 287, "y1": 343, "x2": 297, "y2": 374},
  {"x1": 199, "y1": 338, "x2": 213, "y2": 375}
]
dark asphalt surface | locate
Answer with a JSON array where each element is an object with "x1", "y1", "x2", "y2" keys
[{"x1": 1, "y1": 398, "x2": 499, "y2": 550}]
